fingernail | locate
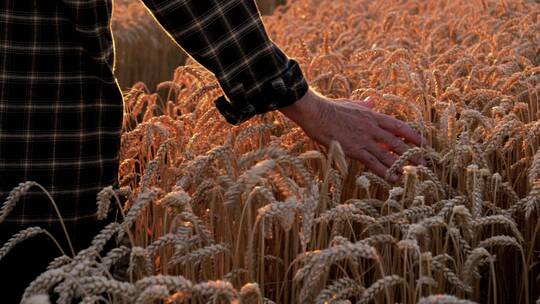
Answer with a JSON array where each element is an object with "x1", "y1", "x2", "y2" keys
[{"x1": 390, "y1": 174, "x2": 399, "y2": 183}]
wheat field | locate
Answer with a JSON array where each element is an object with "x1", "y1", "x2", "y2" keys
[
  {"x1": 3, "y1": 0, "x2": 540, "y2": 303},
  {"x1": 111, "y1": 0, "x2": 285, "y2": 89}
]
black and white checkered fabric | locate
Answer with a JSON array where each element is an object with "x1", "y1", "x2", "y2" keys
[{"x1": 0, "y1": 0, "x2": 308, "y2": 225}]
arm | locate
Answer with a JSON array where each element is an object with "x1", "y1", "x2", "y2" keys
[
  {"x1": 140, "y1": 0, "x2": 308, "y2": 124},
  {"x1": 141, "y1": 0, "x2": 426, "y2": 181}
]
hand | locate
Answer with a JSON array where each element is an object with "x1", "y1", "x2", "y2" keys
[{"x1": 279, "y1": 88, "x2": 427, "y2": 182}]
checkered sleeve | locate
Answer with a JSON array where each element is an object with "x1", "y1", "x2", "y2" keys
[{"x1": 140, "y1": 0, "x2": 309, "y2": 124}]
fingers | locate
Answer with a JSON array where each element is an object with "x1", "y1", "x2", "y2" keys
[
  {"x1": 373, "y1": 129, "x2": 410, "y2": 156},
  {"x1": 355, "y1": 149, "x2": 398, "y2": 183},
  {"x1": 367, "y1": 143, "x2": 398, "y2": 168},
  {"x1": 372, "y1": 129, "x2": 426, "y2": 166},
  {"x1": 374, "y1": 113, "x2": 427, "y2": 147}
]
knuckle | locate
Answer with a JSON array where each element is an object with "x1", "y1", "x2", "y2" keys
[
  {"x1": 353, "y1": 107, "x2": 366, "y2": 117},
  {"x1": 350, "y1": 147, "x2": 367, "y2": 160},
  {"x1": 393, "y1": 120, "x2": 403, "y2": 130},
  {"x1": 357, "y1": 148, "x2": 369, "y2": 157},
  {"x1": 383, "y1": 153, "x2": 395, "y2": 164},
  {"x1": 391, "y1": 139, "x2": 403, "y2": 149},
  {"x1": 366, "y1": 153, "x2": 377, "y2": 163}
]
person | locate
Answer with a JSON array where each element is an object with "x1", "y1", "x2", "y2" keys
[{"x1": 0, "y1": 0, "x2": 425, "y2": 301}]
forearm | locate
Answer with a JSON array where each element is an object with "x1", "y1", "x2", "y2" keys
[{"x1": 140, "y1": 0, "x2": 308, "y2": 124}]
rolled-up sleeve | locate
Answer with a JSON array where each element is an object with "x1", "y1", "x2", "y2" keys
[{"x1": 140, "y1": 0, "x2": 309, "y2": 124}]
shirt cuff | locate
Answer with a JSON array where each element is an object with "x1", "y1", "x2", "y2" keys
[{"x1": 214, "y1": 58, "x2": 309, "y2": 125}]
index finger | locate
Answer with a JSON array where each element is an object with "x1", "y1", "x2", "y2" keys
[{"x1": 374, "y1": 113, "x2": 427, "y2": 147}]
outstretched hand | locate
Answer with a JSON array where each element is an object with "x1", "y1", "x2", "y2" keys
[{"x1": 279, "y1": 88, "x2": 427, "y2": 182}]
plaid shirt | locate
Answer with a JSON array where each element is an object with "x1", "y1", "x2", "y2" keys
[{"x1": 0, "y1": 0, "x2": 308, "y2": 225}]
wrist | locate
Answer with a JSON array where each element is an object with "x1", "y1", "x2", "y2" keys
[{"x1": 278, "y1": 87, "x2": 321, "y2": 123}]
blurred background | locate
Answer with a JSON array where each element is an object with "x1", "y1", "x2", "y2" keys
[{"x1": 112, "y1": 0, "x2": 285, "y2": 90}]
